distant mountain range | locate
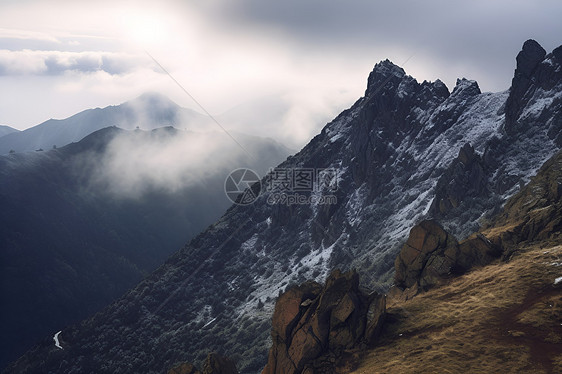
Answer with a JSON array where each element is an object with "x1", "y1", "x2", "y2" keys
[
  {"x1": 0, "y1": 125, "x2": 18, "y2": 138},
  {"x1": 0, "y1": 93, "x2": 214, "y2": 155},
  {"x1": 4, "y1": 39, "x2": 562, "y2": 374},
  {"x1": 0, "y1": 101, "x2": 291, "y2": 368}
]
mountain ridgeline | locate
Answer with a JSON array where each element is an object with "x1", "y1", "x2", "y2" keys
[
  {"x1": 0, "y1": 125, "x2": 19, "y2": 138},
  {"x1": 5, "y1": 40, "x2": 562, "y2": 373},
  {"x1": 0, "y1": 93, "x2": 213, "y2": 155}
]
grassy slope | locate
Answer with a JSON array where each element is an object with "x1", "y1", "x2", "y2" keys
[{"x1": 352, "y1": 243, "x2": 562, "y2": 373}]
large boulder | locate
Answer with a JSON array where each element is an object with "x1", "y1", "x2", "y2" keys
[
  {"x1": 394, "y1": 220, "x2": 458, "y2": 289},
  {"x1": 394, "y1": 220, "x2": 500, "y2": 291},
  {"x1": 262, "y1": 270, "x2": 386, "y2": 374}
]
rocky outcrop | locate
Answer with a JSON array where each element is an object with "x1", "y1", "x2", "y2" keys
[
  {"x1": 430, "y1": 143, "x2": 488, "y2": 215},
  {"x1": 394, "y1": 220, "x2": 500, "y2": 291},
  {"x1": 394, "y1": 221, "x2": 457, "y2": 290},
  {"x1": 262, "y1": 270, "x2": 385, "y2": 374},
  {"x1": 505, "y1": 39, "x2": 562, "y2": 145},
  {"x1": 168, "y1": 353, "x2": 238, "y2": 374},
  {"x1": 396, "y1": 149, "x2": 562, "y2": 295},
  {"x1": 505, "y1": 39, "x2": 547, "y2": 135},
  {"x1": 484, "y1": 149, "x2": 562, "y2": 249}
]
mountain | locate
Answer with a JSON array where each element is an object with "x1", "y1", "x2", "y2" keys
[
  {"x1": 0, "y1": 125, "x2": 19, "y2": 139},
  {"x1": 5, "y1": 39, "x2": 562, "y2": 374},
  {"x1": 0, "y1": 126, "x2": 291, "y2": 369},
  {"x1": 0, "y1": 93, "x2": 213, "y2": 155},
  {"x1": 178, "y1": 147, "x2": 562, "y2": 374}
]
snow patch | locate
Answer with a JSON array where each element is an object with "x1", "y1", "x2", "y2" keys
[
  {"x1": 53, "y1": 331, "x2": 63, "y2": 350},
  {"x1": 240, "y1": 233, "x2": 258, "y2": 252},
  {"x1": 193, "y1": 305, "x2": 213, "y2": 325},
  {"x1": 346, "y1": 184, "x2": 368, "y2": 227},
  {"x1": 202, "y1": 317, "x2": 217, "y2": 329}
]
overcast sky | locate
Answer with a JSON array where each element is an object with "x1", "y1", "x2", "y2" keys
[{"x1": 1, "y1": 0, "x2": 561, "y2": 147}]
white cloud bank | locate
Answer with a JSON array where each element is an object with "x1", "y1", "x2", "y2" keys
[{"x1": 0, "y1": 49, "x2": 147, "y2": 75}]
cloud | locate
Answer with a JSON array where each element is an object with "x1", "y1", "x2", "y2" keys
[
  {"x1": 0, "y1": 27, "x2": 61, "y2": 43},
  {"x1": 84, "y1": 128, "x2": 285, "y2": 199},
  {"x1": 0, "y1": 49, "x2": 150, "y2": 76},
  {"x1": 192, "y1": 0, "x2": 562, "y2": 92}
]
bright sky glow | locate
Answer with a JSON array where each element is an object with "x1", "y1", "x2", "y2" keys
[{"x1": 0, "y1": 0, "x2": 561, "y2": 148}]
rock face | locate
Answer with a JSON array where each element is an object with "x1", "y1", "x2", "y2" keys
[
  {"x1": 430, "y1": 143, "x2": 487, "y2": 215},
  {"x1": 262, "y1": 270, "x2": 385, "y2": 374},
  {"x1": 505, "y1": 39, "x2": 562, "y2": 144},
  {"x1": 429, "y1": 39, "x2": 562, "y2": 238},
  {"x1": 484, "y1": 149, "x2": 562, "y2": 248},
  {"x1": 394, "y1": 221, "x2": 500, "y2": 291},
  {"x1": 168, "y1": 353, "x2": 238, "y2": 374}
]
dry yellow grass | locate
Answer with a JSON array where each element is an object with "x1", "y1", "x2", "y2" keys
[{"x1": 350, "y1": 244, "x2": 562, "y2": 374}]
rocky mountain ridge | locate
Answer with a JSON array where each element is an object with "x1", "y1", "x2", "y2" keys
[
  {"x1": 5, "y1": 39, "x2": 562, "y2": 373},
  {"x1": 257, "y1": 147, "x2": 562, "y2": 374},
  {"x1": 347, "y1": 149, "x2": 562, "y2": 374}
]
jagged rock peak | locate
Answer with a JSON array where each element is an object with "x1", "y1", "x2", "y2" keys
[
  {"x1": 419, "y1": 78, "x2": 451, "y2": 101},
  {"x1": 451, "y1": 78, "x2": 481, "y2": 97},
  {"x1": 505, "y1": 39, "x2": 561, "y2": 138},
  {"x1": 516, "y1": 39, "x2": 547, "y2": 79},
  {"x1": 366, "y1": 59, "x2": 406, "y2": 96},
  {"x1": 373, "y1": 59, "x2": 406, "y2": 77},
  {"x1": 430, "y1": 78, "x2": 449, "y2": 92}
]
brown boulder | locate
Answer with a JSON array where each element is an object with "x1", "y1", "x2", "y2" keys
[
  {"x1": 456, "y1": 234, "x2": 501, "y2": 271},
  {"x1": 394, "y1": 220, "x2": 457, "y2": 289},
  {"x1": 395, "y1": 220, "x2": 500, "y2": 291},
  {"x1": 262, "y1": 270, "x2": 386, "y2": 374}
]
